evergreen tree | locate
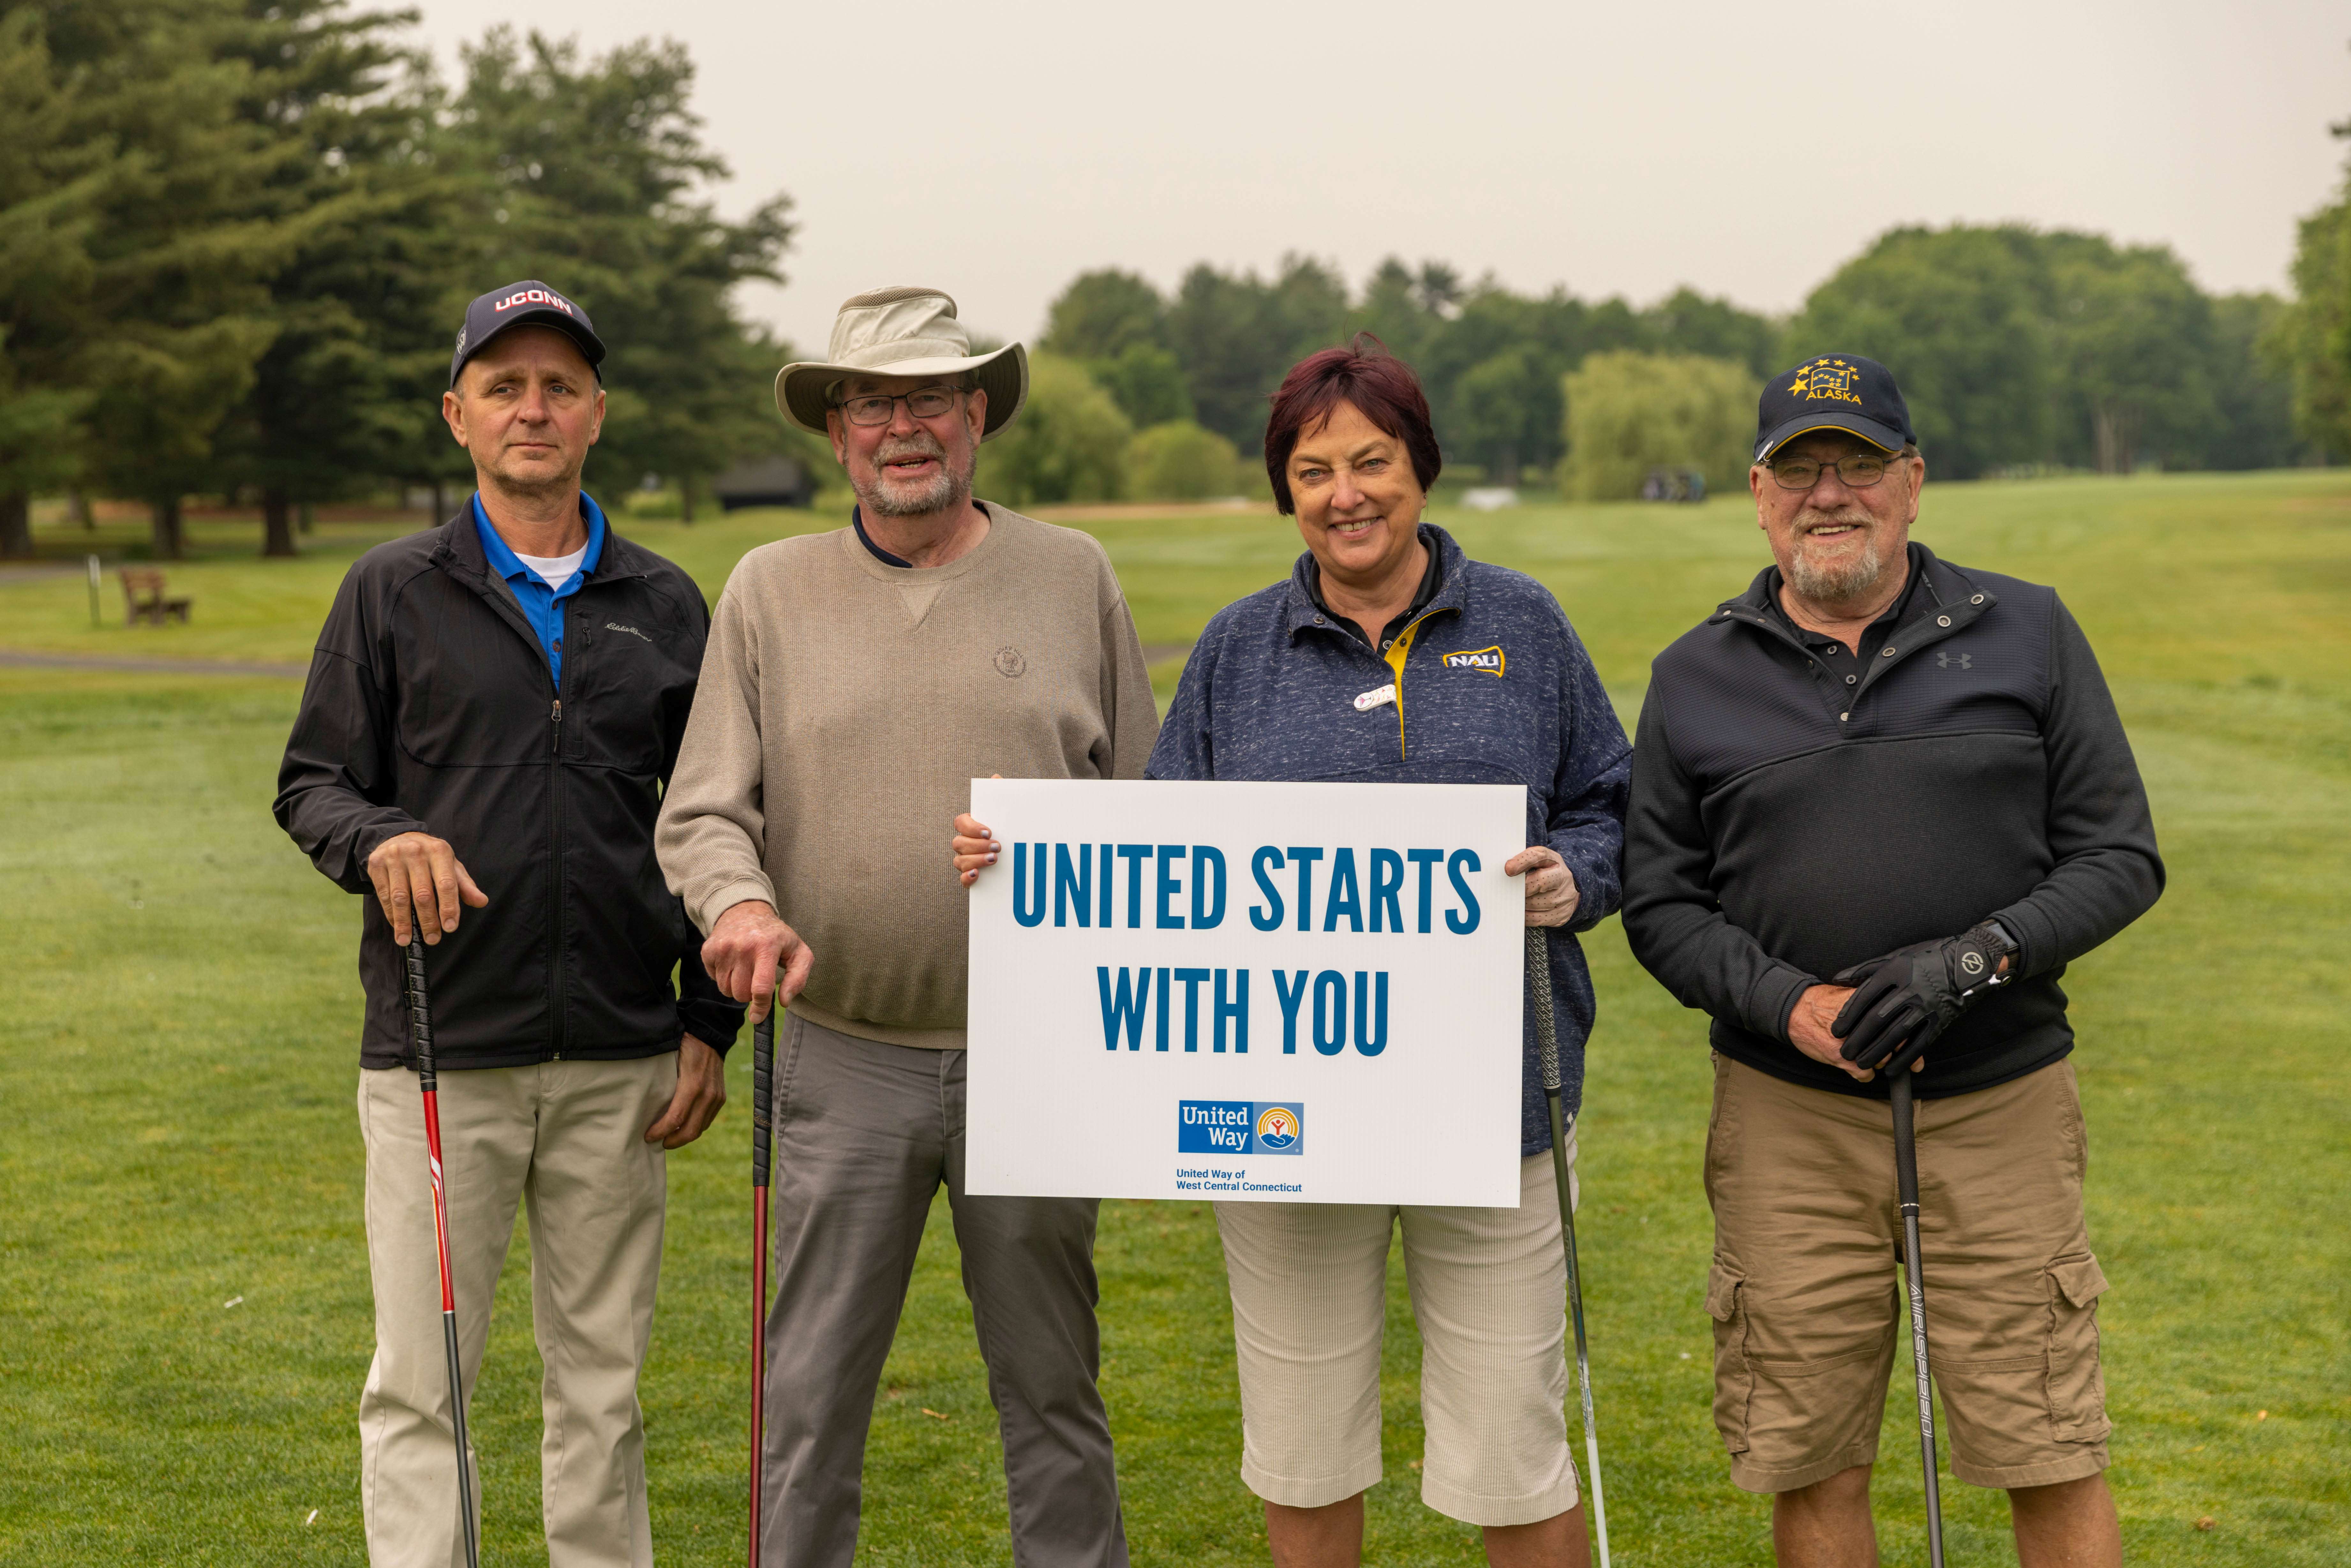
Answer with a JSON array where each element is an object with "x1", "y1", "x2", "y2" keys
[
  {"x1": 2, "y1": 0, "x2": 292, "y2": 558},
  {"x1": 439, "y1": 29, "x2": 794, "y2": 520},
  {"x1": 209, "y1": 0, "x2": 456, "y2": 556},
  {"x1": 0, "y1": 7, "x2": 100, "y2": 556}
]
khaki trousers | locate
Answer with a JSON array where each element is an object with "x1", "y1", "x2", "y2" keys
[
  {"x1": 1213, "y1": 1145, "x2": 1581, "y2": 1528},
  {"x1": 356, "y1": 1055, "x2": 675, "y2": 1568}
]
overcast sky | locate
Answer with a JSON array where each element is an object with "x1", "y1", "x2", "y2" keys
[{"x1": 408, "y1": 0, "x2": 2351, "y2": 355}]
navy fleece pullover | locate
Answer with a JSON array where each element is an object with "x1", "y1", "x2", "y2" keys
[{"x1": 1148, "y1": 525, "x2": 1631, "y2": 1153}]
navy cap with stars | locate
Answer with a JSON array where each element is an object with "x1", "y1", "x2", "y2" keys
[
  {"x1": 1754, "y1": 353, "x2": 1914, "y2": 462},
  {"x1": 449, "y1": 280, "x2": 606, "y2": 387}
]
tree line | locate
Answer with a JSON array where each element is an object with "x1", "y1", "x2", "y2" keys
[
  {"x1": 5, "y1": 7, "x2": 2347, "y2": 552},
  {"x1": 2271, "y1": 105, "x2": 2351, "y2": 464},
  {"x1": 1014, "y1": 220, "x2": 2323, "y2": 509},
  {"x1": 0, "y1": 0, "x2": 796, "y2": 558}
]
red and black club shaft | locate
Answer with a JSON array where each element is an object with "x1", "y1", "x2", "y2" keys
[
  {"x1": 1890, "y1": 1070, "x2": 1947, "y2": 1568},
  {"x1": 407, "y1": 936, "x2": 481, "y2": 1568},
  {"x1": 748, "y1": 1006, "x2": 776, "y2": 1568}
]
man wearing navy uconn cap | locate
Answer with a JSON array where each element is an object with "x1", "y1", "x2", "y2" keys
[
  {"x1": 277, "y1": 281, "x2": 742, "y2": 1568},
  {"x1": 1623, "y1": 355, "x2": 2160, "y2": 1565}
]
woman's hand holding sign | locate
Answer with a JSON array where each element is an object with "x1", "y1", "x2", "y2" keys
[
  {"x1": 1507, "y1": 843, "x2": 1580, "y2": 928},
  {"x1": 952, "y1": 811, "x2": 1001, "y2": 887},
  {"x1": 953, "y1": 776, "x2": 1007, "y2": 888}
]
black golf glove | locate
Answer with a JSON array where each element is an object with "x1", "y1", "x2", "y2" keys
[{"x1": 1831, "y1": 921, "x2": 2016, "y2": 1073}]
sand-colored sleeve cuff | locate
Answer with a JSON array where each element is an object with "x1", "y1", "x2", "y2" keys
[{"x1": 693, "y1": 876, "x2": 779, "y2": 939}]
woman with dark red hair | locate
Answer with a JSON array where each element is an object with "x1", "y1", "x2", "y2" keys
[{"x1": 1138, "y1": 338, "x2": 1630, "y2": 1566}]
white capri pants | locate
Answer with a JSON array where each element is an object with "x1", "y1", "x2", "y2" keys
[{"x1": 1212, "y1": 1141, "x2": 1579, "y2": 1527}]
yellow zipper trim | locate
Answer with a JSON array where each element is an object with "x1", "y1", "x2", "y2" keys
[{"x1": 1383, "y1": 615, "x2": 1436, "y2": 757}]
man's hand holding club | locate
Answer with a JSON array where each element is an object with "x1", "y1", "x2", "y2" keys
[
  {"x1": 1802, "y1": 921, "x2": 2016, "y2": 1080},
  {"x1": 703, "y1": 900, "x2": 816, "y2": 1025}
]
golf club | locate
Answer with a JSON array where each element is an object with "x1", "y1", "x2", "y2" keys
[
  {"x1": 405, "y1": 935, "x2": 481, "y2": 1568},
  {"x1": 1889, "y1": 1068, "x2": 1947, "y2": 1568},
  {"x1": 1527, "y1": 927, "x2": 1612, "y2": 1568},
  {"x1": 747, "y1": 1007, "x2": 775, "y2": 1568}
]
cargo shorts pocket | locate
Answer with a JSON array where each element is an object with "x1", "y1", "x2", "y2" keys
[
  {"x1": 1706, "y1": 1261, "x2": 1751, "y2": 1455},
  {"x1": 2045, "y1": 1253, "x2": 2112, "y2": 1442}
]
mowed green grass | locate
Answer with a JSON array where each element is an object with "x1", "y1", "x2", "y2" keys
[{"x1": 1, "y1": 471, "x2": 2345, "y2": 1565}]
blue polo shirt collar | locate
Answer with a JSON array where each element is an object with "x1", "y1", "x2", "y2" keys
[
  {"x1": 473, "y1": 492, "x2": 606, "y2": 586},
  {"x1": 470, "y1": 492, "x2": 607, "y2": 681}
]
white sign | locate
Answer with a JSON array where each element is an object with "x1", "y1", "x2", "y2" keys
[{"x1": 966, "y1": 779, "x2": 1526, "y2": 1207}]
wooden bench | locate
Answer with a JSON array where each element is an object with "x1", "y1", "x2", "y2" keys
[{"x1": 120, "y1": 568, "x2": 192, "y2": 627}]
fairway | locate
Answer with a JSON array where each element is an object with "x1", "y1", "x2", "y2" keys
[{"x1": 2, "y1": 472, "x2": 2346, "y2": 1565}]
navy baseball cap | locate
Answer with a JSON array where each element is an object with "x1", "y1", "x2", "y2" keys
[
  {"x1": 1754, "y1": 354, "x2": 1913, "y2": 462},
  {"x1": 449, "y1": 280, "x2": 606, "y2": 386}
]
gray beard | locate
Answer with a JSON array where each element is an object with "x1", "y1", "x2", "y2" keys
[
  {"x1": 855, "y1": 438, "x2": 974, "y2": 519},
  {"x1": 1785, "y1": 530, "x2": 1885, "y2": 606}
]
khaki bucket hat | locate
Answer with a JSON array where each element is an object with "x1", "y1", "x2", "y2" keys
[{"x1": 776, "y1": 286, "x2": 1028, "y2": 441}]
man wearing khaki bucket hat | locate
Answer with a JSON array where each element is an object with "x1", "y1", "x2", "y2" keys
[{"x1": 658, "y1": 286, "x2": 1155, "y2": 1566}]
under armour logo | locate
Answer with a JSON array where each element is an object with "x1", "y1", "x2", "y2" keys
[{"x1": 1936, "y1": 651, "x2": 1973, "y2": 670}]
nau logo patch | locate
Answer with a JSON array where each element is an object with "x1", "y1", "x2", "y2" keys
[
  {"x1": 1788, "y1": 357, "x2": 1863, "y2": 405},
  {"x1": 1442, "y1": 646, "x2": 1506, "y2": 677}
]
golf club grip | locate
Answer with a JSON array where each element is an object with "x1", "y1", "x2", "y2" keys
[
  {"x1": 405, "y1": 937, "x2": 436, "y2": 1088},
  {"x1": 750, "y1": 1012, "x2": 775, "y2": 1188},
  {"x1": 1890, "y1": 1069, "x2": 1921, "y2": 1210},
  {"x1": 1526, "y1": 927, "x2": 1562, "y2": 1093}
]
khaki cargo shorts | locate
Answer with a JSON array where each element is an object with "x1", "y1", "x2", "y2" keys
[{"x1": 1704, "y1": 1054, "x2": 2112, "y2": 1493}]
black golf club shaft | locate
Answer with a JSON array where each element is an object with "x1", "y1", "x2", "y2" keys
[
  {"x1": 1527, "y1": 929, "x2": 1611, "y2": 1567},
  {"x1": 748, "y1": 1009, "x2": 775, "y2": 1568},
  {"x1": 407, "y1": 937, "x2": 480, "y2": 1568},
  {"x1": 1890, "y1": 1069, "x2": 1946, "y2": 1568}
]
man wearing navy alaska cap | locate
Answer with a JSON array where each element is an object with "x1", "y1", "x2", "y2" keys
[
  {"x1": 276, "y1": 280, "x2": 742, "y2": 1568},
  {"x1": 1624, "y1": 354, "x2": 2161, "y2": 1566}
]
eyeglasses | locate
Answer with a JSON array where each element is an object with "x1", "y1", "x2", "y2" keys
[
  {"x1": 1766, "y1": 451, "x2": 1907, "y2": 490},
  {"x1": 834, "y1": 386, "x2": 964, "y2": 426}
]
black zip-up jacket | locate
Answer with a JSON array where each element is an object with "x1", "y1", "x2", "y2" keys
[
  {"x1": 274, "y1": 511, "x2": 743, "y2": 1070},
  {"x1": 1623, "y1": 543, "x2": 2162, "y2": 1099}
]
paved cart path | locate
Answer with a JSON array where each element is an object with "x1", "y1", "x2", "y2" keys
[{"x1": 0, "y1": 648, "x2": 310, "y2": 678}]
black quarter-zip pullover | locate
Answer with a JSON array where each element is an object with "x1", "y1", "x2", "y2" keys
[
  {"x1": 1623, "y1": 543, "x2": 2163, "y2": 1099},
  {"x1": 275, "y1": 510, "x2": 743, "y2": 1069}
]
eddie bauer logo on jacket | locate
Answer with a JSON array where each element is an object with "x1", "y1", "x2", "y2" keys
[{"x1": 1442, "y1": 646, "x2": 1506, "y2": 676}]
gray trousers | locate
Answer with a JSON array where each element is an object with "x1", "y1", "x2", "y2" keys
[{"x1": 762, "y1": 1015, "x2": 1128, "y2": 1568}]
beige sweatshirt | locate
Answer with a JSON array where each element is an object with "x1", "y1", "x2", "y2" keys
[{"x1": 656, "y1": 503, "x2": 1159, "y2": 1048}]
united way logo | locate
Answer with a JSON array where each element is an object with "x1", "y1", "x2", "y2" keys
[
  {"x1": 1788, "y1": 357, "x2": 1863, "y2": 405},
  {"x1": 1255, "y1": 1104, "x2": 1301, "y2": 1151},
  {"x1": 1178, "y1": 1100, "x2": 1305, "y2": 1156}
]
